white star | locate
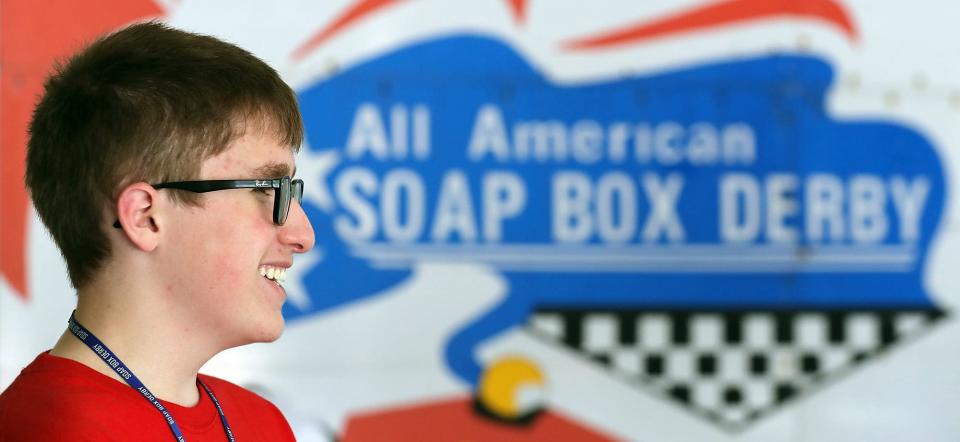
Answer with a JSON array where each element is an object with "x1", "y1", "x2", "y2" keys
[
  {"x1": 295, "y1": 141, "x2": 341, "y2": 213},
  {"x1": 283, "y1": 246, "x2": 322, "y2": 310},
  {"x1": 284, "y1": 141, "x2": 338, "y2": 311}
]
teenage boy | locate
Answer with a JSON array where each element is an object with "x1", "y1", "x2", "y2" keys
[{"x1": 0, "y1": 21, "x2": 315, "y2": 441}]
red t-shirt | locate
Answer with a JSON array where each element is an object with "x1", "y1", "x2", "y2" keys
[{"x1": 0, "y1": 352, "x2": 295, "y2": 441}]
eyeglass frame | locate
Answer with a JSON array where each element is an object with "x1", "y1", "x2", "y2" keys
[{"x1": 112, "y1": 176, "x2": 304, "y2": 228}]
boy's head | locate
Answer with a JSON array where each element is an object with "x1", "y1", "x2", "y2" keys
[{"x1": 26, "y1": 22, "x2": 304, "y2": 290}]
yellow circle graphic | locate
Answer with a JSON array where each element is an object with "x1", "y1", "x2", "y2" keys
[{"x1": 477, "y1": 356, "x2": 546, "y2": 420}]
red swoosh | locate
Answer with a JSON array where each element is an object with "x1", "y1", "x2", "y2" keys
[
  {"x1": 292, "y1": 0, "x2": 529, "y2": 62},
  {"x1": 506, "y1": 0, "x2": 527, "y2": 24},
  {"x1": 291, "y1": 0, "x2": 408, "y2": 62},
  {"x1": 342, "y1": 396, "x2": 617, "y2": 441},
  {"x1": 1, "y1": 0, "x2": 162, "y2": 300},
  {"x1": 563, "y1": 0, "x2": 857, "y2": 50}
]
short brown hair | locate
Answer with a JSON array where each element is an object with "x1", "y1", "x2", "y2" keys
[{"x1": 26, "y1": 22, "x2": 304, "y2": 289}]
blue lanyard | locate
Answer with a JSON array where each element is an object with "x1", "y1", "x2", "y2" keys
[{"x1": 67, "y1": 312, "x2": 236, "y2": 442}]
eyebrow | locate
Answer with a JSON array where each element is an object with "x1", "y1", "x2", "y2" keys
[{"x1": 251, "y1": 162, "x2": 296, "y2": 179}]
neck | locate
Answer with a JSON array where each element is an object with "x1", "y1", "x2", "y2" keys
[{"x1": 50, "y1": 290, "x2": 220, "y2": 406}]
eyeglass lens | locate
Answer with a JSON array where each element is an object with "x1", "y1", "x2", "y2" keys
[
  {"x1": 275, "y1": 177, "x2": 305, "y2": 225},
  {"x1": 276, "y1": 176, "x2": 291, "y2": 225}
]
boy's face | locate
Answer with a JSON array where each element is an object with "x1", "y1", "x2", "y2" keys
[{"x1": 157, "y1": 127, "x2": 315, "y2": 347}]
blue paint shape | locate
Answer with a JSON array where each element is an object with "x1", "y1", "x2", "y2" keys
[{"x1": 291, "y1": 35, "x2": 945, "y2": 385}]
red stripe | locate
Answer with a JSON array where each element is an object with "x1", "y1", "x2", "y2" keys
[
  {"x1": 0, "y1": 0, "x2": 162, "y2": 300},
  {"x1": 292, "y1": 0, "x2": 530, "y2": 61},
  {"x1": 291, "y1": 0, "x2": 407, "y2": 62},
  {"x1": 563, "y1": 0, "x2": 857, "y2": 50},
  {"x1": 506, "y1": 0, "x2": 527, "y2": 24},
  {"x1": 341, "y1": 396, "x2": 617, "y2": 441}
]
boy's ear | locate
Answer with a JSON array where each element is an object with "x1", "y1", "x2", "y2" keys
[{"x1": 115, "y1": 182, "x2": 161, "y2": 252}]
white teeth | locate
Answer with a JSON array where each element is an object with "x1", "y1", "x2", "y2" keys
[{"x1": 258, "y1": 265, "x2": 287, "y2": 283}]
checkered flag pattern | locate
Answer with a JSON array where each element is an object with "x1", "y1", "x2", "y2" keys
[{"x1": 528, "y1": 309, "x2": 945, "y2": 430}]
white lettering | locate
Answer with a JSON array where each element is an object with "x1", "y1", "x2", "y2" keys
[
  {"x1": 381, "y1": 169, "x2": 425, "y2": 242},
  {"x1": 721, "y1": 172, "x2": 924, "y2": 245},
  {"x1": 482, "y1": 172, "x2": 527, "y2": 242},
  {"x1": 850, "y1": 175, "x2": 888, "y2": 243},
  {"x1": 608, "y1": 122, "x2": 630, "y2": 163},
  {"x1": 346, "y1": 104, "x2": 390, "y2": 161},
  {"x1": 889, "y1": 175, "x2": 929, "y2": 243},
  {"x1": 595, "y1": 172, "x2": 637, "y2": 243},
  {"x1": 514, "y1": 120, "x2": 567, "y2": 162},
  {"x1": 765, "y1": 174, "x2": 799, "y2": 243},
  {"x1": 465, "y1": 104, "x2": 756, "y2": 166},
  {"x1": 687, "y1": 123, "x2": 719, "y2": 165},
  {"x1": 722, "y1": 123, "x2": 756, "y2": 165},
  {"x1": 641, "y1": 173, "x2": 685, "y2": 242},
  {"x1": 431, "y1": 170, "x2": 478, "y2": 241},
  {"x1": 806, "y1": 174, "x2": 845, "y2": 242},
  {"x1": 334, "y1": 167, "x2": 378, "y2": 242},
  {"x1": 720, "y1": 173, "x2": 761, "y2": 242},
  {"x1": 390, "y1": 105, "x2": 408, "y2": 160},
  {"x1": 413, "y1": 105, "x2": 431, "y2": 160},
  {"x1": 571, "y1": 120, "x2": 603, "y2": 164},
  {"x1": 653, "y1": 122, "x2": 684, "y2": 166},
  {"x1": 467, "y1": 105, "x2": 511, "y2": 162},
  {"x1": 552, "y1": 171, "x2": 593, "y2": 242}
]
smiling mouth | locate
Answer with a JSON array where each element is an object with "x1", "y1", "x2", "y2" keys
[{"x1": 259, "y1": 265, "x2": 287, "y2": 284}]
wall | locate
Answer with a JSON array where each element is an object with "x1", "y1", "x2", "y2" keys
[{"x1": 2, "y1": 1, "x2": 959, "y2": 440}]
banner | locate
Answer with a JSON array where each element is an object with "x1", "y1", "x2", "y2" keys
[{"x1": 3, "y1": 1, "x2": 958, "y2": 440}]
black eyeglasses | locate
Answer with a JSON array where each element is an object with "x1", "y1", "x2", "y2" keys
[{"x1": 112, "y1": 176, "x2": 304, "y2": 228}]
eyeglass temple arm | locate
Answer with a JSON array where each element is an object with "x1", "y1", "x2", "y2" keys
[
  {"x1": 152, "y1": 180, "x2": 267, "y2": 192},
  {"x1": 112, "y1": 179, "x2": 282, "y2": 228}
]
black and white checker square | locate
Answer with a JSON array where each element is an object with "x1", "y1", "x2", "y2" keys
[{"x1": 528, "y1": 309, "x2": 945, "y2": 430}]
